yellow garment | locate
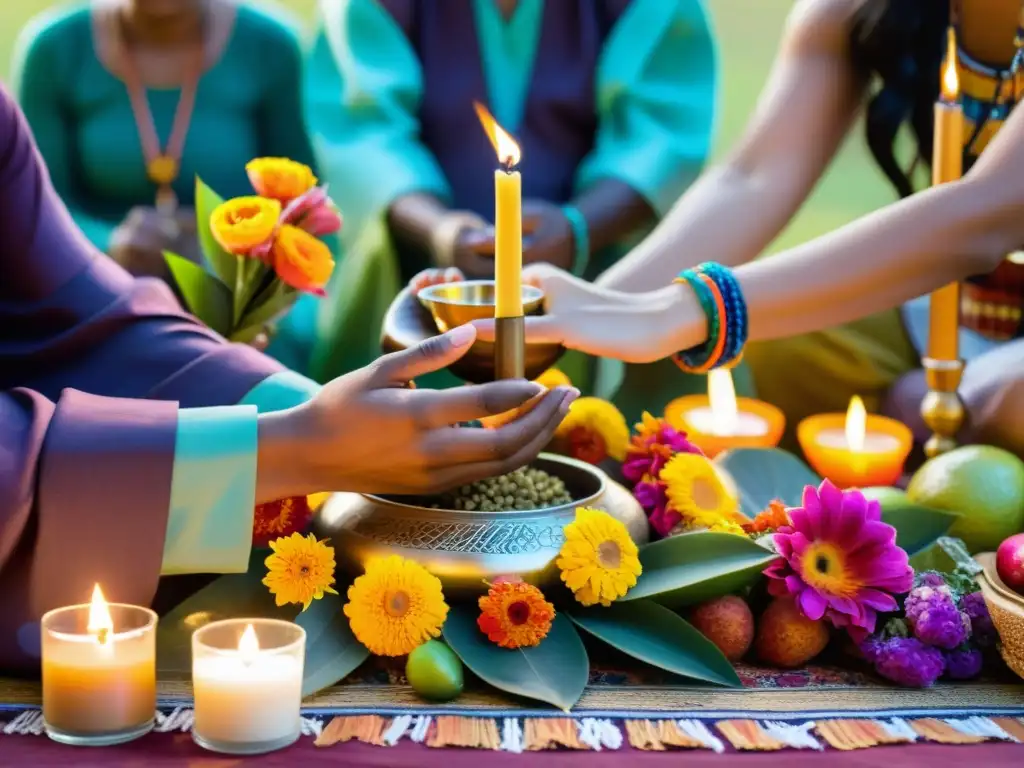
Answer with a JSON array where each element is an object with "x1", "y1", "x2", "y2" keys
[{"x1": 745, "y1": 309, "x2": 918, "y2": 451}]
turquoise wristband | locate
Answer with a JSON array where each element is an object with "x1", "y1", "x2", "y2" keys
[{"x1": 561, "y1": 204, "x2": 590, "y2": 277}]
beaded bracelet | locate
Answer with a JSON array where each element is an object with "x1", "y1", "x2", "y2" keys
[
  {"x1": 673, "y1": 263, "x2": 748, "y2": 372},
  {"x1": 699, "y1": 262, "x2": 748, "y2": 367},
  {"x1": 561, "y1": 204, "x2": 591, "y2": 277},
  {"x1": 673, "y1": 270, "x2": 721, "y2": 372}
]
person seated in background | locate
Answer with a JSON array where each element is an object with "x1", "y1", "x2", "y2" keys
[
  {"x1": 0, "y1": 82, "x2": 574, "y2": 674},
  {"x1": 284, "y1": 0, "x2": 723, "y2": 423},
  {"x1": 13, "y1": 0, "x2": 317, "y2": 289}
]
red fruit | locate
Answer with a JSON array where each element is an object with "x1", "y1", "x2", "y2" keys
[
  {"x1": 755, "y1": 597, "x2": 830, "y2": 668},
  {"x1": 997, "y1": 533, "x2": 1024, "y2": 594},
  {"x1": 688, "y1": 596, "x2": 754, "y2": 662}
]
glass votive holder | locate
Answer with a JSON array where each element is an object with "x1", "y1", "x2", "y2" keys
[
  {"x1": 192, "y1": 618, "x2": 306, "y2": 755},
  {"x1": 41, "y1": 603, "x2": 157, "y2": 746}
]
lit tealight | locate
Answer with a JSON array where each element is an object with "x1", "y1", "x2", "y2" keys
[{"x1": 813, "y1": 396, "x2": 902, "y2": 454}]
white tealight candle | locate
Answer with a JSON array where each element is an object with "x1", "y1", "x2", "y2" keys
[
  {"x1": 686, "y1": 406, "x2": 769, "y2": 437},
  {"x1": 192, "y1": 620, "x2": 305, "y2": 755},
  {"x1": 814, "y1": 427, "x2": 901, "y2": 453}
]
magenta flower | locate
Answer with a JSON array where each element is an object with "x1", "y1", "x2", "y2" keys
[
  {"x1": 634, "y1": 479, "x2": 681, "y2": 537},
  {"x1": 623, "y1": 413, "x2": 702, "y2": 485},
  {"x1": 764, "y1": 480, "x2": 913, "y2": 642},
  {"x1": 281, "y1": 186, "x2": 342, "y2": 237}
]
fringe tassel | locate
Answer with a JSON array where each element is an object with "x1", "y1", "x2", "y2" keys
[
  {"x1": 524, "y1": 717, "x2": 588, "y2": 750},
  {"x1": 911, "y1": 718, "x2": 989, "y2": 744},
  {"x1": 760, "y1": 721, "x2": 822, "y2": 750},
  {"x1": 500, "y1": 718, "x2": 524, "y2": 753},
  {"x1": 677, "y1": 719, "x2": 726, "y2": 753},
  {"x1": 815, "y1": 718, "x2": 913, "y2": 750},
  {"x1": 625, "y1": 719, "x2": 708, "y2": 750},
  {"x1": 716, "y1": 720, "x2": 786, "y2": 751},
  {"x1": 2, "y1": 710, "x2": 44, "y2": 736},
  {"x1": 992, "y1": 717, "x2": 1024, "y2": 742},
  {"x1": 578, "y1": 718, "x2": 622, "y2": 751},
  {"x1": 315, "y1": 715, "x2": 388, "y2": 747},
  {"x1": 427, "y1": 716, "x2": 501, "y2": 749}
]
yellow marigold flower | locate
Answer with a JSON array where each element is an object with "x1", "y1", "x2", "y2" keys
[
  {"x1": 553, "y1": 397, "x2": 629, "y2": 463},
  {"x1": 262, "y1": 533, "x2": 338, "y2": 611},
  {"x1": 477, "y1": 580, "x2": 555, "y2": 649},
  {"x1": 535, "y1": 368, "x2": 571, "y2": 390},
  {"x1": 210, "y1": 196, "x2": 281, "y2": 255},
  {"x1": 271, "y1": 224, "x2": 335, "y2": 294},
  {"x1": 661, "y1": 453, "x2": 746, "y2": 536},
  {"x1": 557, "y1": 507, "x2": 642, "y2": 607},
  {"x1": 246, "y1": 157, "x2": 318, "y2": 202},
  {"x1": 344, "y1": 555, "x2": 449, "y2": 656}
]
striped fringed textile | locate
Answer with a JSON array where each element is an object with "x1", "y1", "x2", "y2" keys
[{"x1": 5, "y1": 708, "x2": 1024, "y2": 752}]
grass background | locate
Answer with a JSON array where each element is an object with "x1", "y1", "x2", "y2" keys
[{"x1": 0, "y1": 0, "x2": 895, "y2": 253}]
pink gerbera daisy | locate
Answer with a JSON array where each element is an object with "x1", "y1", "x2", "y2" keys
[{"x1": 764, "y1": 480, "x2": 913, "y2": 642}]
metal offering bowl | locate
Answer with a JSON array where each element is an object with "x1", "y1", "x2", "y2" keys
[
  {"x1": 313, "y1": 454, "x2": 648, "y2": 597},
  {"x1": 381, "y1": 281, "x2": 564, "y2": 383}
]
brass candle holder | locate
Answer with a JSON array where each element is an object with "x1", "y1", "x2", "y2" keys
[{"x1": 920, "y1": 357, "x2": 965, "y2": 458}]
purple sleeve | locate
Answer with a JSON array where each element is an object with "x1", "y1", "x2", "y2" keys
[{"x1": 0, "y1": 84, "x2": 286, "y2": 673}]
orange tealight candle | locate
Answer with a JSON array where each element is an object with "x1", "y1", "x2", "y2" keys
[
  {"x1": 665, "y1": 369, "x2": 785, "y2": 458},
  {"x1": 797, "y1": 396, "x2": 913, "y2": 489}
]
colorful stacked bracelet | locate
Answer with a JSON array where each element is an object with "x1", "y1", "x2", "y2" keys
[{"x1": 672, "y1": 262, "x2": 749, "y2": 373}]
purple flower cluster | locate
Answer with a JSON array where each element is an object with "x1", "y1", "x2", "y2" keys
[
  {"x1": 858, "y1": 572, "x2": 995, "y2": 687},
  {"x1": 904, "y1": 585, "x2": 971, "y2": 649}
]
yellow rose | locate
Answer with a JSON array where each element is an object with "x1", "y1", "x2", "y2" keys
[
  {"x1": 246, "y1": 157, "x2": 318, "y2": 202},
  {"x1": 271, "y1": 225, "x2": 335, "y2": 294},
  {"x1": 209, "y1": 196, "x2": 281, "y2": 255}
]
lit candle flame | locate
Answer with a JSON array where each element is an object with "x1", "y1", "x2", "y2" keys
[
  {"x1": 708, "y1": 369, "x2": 739, "y2": 436},
  {"x1": 845, "y1": 395, "x2": 867, "y2": 452},
  {"x1": 473, "y1": 101, "x2": 521, "y2": 167},
  {"x1": 238, "y1": 623, "x2": 260, "y2": 662},
  {"x1": 941, "y1": 27, "x2": 959, "y2": 102},
  {"x1": 87, "y1": 584, "x2": 113, "y2": 645}
]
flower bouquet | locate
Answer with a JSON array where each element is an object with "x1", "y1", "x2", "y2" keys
[{"x1": 164, "y1": 158, "x2": 340, "y2": 344}]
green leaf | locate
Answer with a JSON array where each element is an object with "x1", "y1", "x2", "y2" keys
[
  {"x1": 195, "y1": 177, "x2": 237, "y2": 286},
  {"x1": 295, "y1": 592, "x2": 370, "y2": 697},
  {"x1": 442, "y1": 605, "x2": 588, "y2": 711},
  {"x1": 237, "y1": 281, "x2": 298, "y2": 333},
  {"x1": 716, "y1": 448, "x2": 821, "y2": 518},
  {"x1": 157, "y1": 558, "x2": 297, "y2": 676},
  {"x1": 880, "y1": 502, "x2": 959, "y2": 558},
  {"x1": 163, "y1": 251, "x2": 232, "y2": 336},
  {"x1": 624, "y1": 531, "x2": 779, "y2": 607},
  {"x1": 568, "y1": 601, "x2": 741, "y2": 687}
]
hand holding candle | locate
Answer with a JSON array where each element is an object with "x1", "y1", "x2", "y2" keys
[
  {"x1": 664, "y1": 369, "x2": 785, "y2": 457},
  {"x1": 41, "y1": 585, "x2": 157, "y2": 746},
  {"x1": 798, "y1": 396, "x2": 913, "y2": 489}
]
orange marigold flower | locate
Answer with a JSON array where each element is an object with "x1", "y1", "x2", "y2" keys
[
  {"x1": 743, "y1": 499, "x2": 790, "y2": 534},
  {"x1": 253, "y1": 496, "x2": 313, "y2": 547},
  {"x1": 209, "y1": 196, "x2": 281, "y2": 255},
  {"x1": 477, "y1": 581, "x2": 555, "y2": 649},
  {"x1": 246, "y1": 157, "x2": 318, "y2": 202},
  {"x1": 552, "y1": 397, "x2": 629, "y2": 464},
  {"x1": 271, "y1": 225, "x2": 335, "y2": 294}
]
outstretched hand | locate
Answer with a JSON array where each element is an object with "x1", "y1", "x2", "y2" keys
[{"x1": 261, "y1": 324, "x2": 579, "y2": 499}]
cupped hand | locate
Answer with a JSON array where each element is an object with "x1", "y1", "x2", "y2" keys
[
  {"x1": 472, "y1": 263, "x2": 701, "y2": 364},
  {"x1": 521, "y1": 199, "x2": 574, "y2": 270},
  {"x1": 273, "y1": 324, "x2": 579, "y2": 496},
  {"x1": 409, "y1": 267, "x2": 465, "y2": 295},
  {"x1": 453, "y1": 225, "x2": 496, "y2": 278}
]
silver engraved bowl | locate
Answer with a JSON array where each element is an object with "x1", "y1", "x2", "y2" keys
[{"x1": 313, "y1": 454, "x2": 649, "y2": 597}]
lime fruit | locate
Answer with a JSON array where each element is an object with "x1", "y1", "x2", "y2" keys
[
  {"x1": 907, "y1": 445, "x2": 1024, "y2": 553},
  {"x1": 406, "y1": 640, "x2": 464, "y2": 702},
  {"x1": 861, "y1": 486, "x2": 907, "y2": 507}
]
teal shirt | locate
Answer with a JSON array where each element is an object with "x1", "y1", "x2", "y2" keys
[{"x1": 11, "y1": 2, "x2": 317, "y2": 252}]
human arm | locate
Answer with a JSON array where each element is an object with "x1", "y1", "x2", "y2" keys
[
  {"x1": 479, "y1": 94, "x2": 1024, "y2": 363},
  {"x1": 596, "y1": 0, "x2": 867, "y2": 292},
  {"x1": 10, "y1": 12, "x2": 120, "y2": 251}
]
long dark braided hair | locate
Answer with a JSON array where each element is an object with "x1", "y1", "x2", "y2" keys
[{"x1": 849, "y1": 0, "x2": 950, "y2": 198}]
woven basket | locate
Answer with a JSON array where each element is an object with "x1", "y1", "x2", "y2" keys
[{"x1": 975, "y1": 552, "x2": 1024, "y2": 680}]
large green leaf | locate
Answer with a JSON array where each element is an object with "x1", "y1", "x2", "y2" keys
[
  {"x1": 624, "y1": 531, "x2": 779, "y2": 607},
  {"x1": 235, "y1": 281, "x2": 299, "y2": 339},
  {"x1": 295, "y1": 592, "x2": 370, "y2": 697},
  {"x1": 568, "y1": 601, "x2": 741, "y2": 688},
  {"x1": 442, "y1": 605, "x2": 588, "y2": 711},
  {"x1": 880, "y1": 502, "x2": 959, "y2": 558},
  {"x1": 157, "y1": 560, "x2": 297, "y2": 676},
  {"x1": 195, "y1": 177, "x2": 237, "y2": 286},
  {"x1": 716, "y1": 448, "x2": 820, "y2": 518},
  {"x1": 164, "y1": 251, "x2": 232, "y2": 336}
]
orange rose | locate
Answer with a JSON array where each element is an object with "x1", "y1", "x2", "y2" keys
[
  {"x1": 271, "y1": 225, "x2": 335, "y2": 294},
  {"x1": 246, "y1": 157, "x2": 317, "y2": 202},
  {"x1": 209, "y1": 196, "x2": 281, "y2": 255}
]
